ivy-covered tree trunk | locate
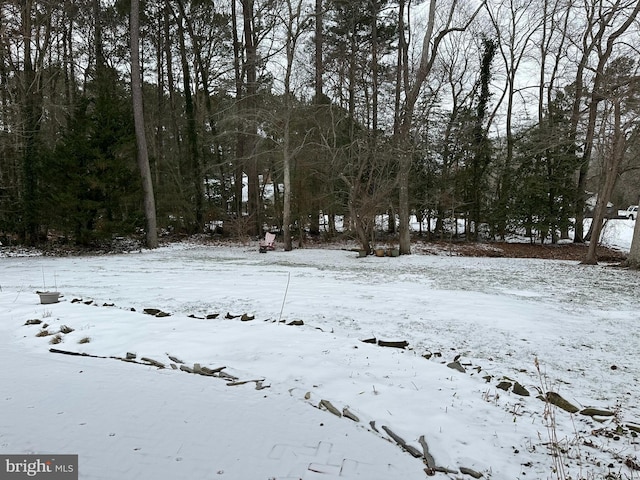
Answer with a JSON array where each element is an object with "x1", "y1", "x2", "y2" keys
[{"x1": 469, "y1": 38, "x2": 495, "y2": 242}]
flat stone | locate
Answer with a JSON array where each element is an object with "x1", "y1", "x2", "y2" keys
[
  {"x1": 447, "y1": 361, "x2": 466, "y2": 373},
  {"x1": 513, "y1": 382, "x2": 530, "y2": 396},
  {"x1": 496, "y1": 381, "x2": 512, "y2": 391}
]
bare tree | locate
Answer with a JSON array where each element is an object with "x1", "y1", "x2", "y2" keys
[
  {"x1": 486, "y1": 0, "x2": 541, "y2": 239},
  {"x1": 626, "y1": 192, "x2": 640, "y2": 268},
  {"x1": 280, "y1": 0, "x2": 311, "y2": 251},
  {"x1": 395, "y1": 0, "x2": 484, "y2": 254},
  {"x1": 130, "y1": 0, "x2": 158, "y2": 248},
  {"x1": 339, "y1": 138, "x2": 397, "y2": 254},
  {"x1": 570, "y1": 0, "x2": 640, "y2": 244},
  {"x1": 583, "y1": 63, "x2": 640, "y2": 264}
]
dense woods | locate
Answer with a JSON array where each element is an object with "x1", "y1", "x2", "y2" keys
[{"x1": 1, "y1": 0, "x2": 639, "y2": 258}]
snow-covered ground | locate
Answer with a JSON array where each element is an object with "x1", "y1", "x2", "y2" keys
[{"x1": 1, "y1": 220, "x2": 639, "y2": 479}]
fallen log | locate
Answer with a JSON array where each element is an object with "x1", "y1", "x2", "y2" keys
[
  {"x1": 377, "y1": 340, "x2": 408, "y2": 349},
  {"x1": 342, "y1": 407, "x2": 360, "y2": 422},
  {"x1": 226, "y1": 379, "x2": 265, "y2": 387},
  {"x1": 418, "y1": 435, "x2": 437, "y2": 470},
  {"x1": 49, "y1": 348, "x2": 105, "y2": 358},
  {"x1": 200, "y1": 366, "x2": 226, "y2": 375},
  {"x1": 140, "y1": 357, "x2": 165, "y2": 369},
  {"x1": 459, "y1": 466, "x2": 483, "y2": 478},
  {"x1": 381, "y1": 426, "x2": 421, "y2": 458},
  {"x1": 319, "y1": 399, "x2": 342, "y2": 417},
  {"x1": 543, "y1": 392, "x2": 580, "y2": 414}
]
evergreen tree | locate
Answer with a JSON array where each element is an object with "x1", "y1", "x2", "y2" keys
[
  {"x1": 510, "y1": 91, "x2": 579, "y2": 243},
  {"x1": 45, "y1": 72, "x2": 138, "y2": 245}
]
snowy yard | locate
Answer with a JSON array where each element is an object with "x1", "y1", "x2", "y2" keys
[{"x1": 1, "y1": 220, "x2": 639, "y2": 479}]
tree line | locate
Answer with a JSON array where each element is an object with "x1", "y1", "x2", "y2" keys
[{"x1": 1, "y1": 0, "x2": 639, "y2": 264}]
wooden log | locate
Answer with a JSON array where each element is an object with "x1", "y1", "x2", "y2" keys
[
  {"x1": 626, "y1": 423, "x2": 640, "y2": 434},
  {"x1": 459, "y1": 466, "x2": 483, "y2": 478},
  {"x1": 434, "y1": 466, "x2": 458, "y2": 474},
  {"x1": 226, "y1": 379, "x2": 265, "y2": 387},
  {"x1": 217, "y1": 371, "x2": 239, "y2": 381},
  {"x1": 49, "y1": 348, "x2": 105, "y2": 358},
  {"x1": 418, "y1": 435, "x2": 437, "y2": 470},
  {"x1": 201, "y1": 366, "x2": 226, "y2": 375},
  {"x1": 377, "y1": 340, "x2": 408, "y2": 349},
  {"x1": 381, "y1": 426, "x2": 422, "y2": 458},
  {"x1": 342, "y1": 407, "x2": 360, "y2": 422},
  {"x1": 319, "y1": 399, "x2": 342, "y2": 417},
  {"x1": 580, "y1": 408, "x2": 614, "y2": 417},
  {"x1": 140, "y1": 357, "x2": 165, "y2": 369},
  {"x1": 544, "y1": 392, "x2": 579, "y2": 413}
]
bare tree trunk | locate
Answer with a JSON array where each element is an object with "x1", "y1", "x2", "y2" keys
[
  {"x1": 282, "y1": 0, "x2": 309, "y2": 251},
  {"x1": 21, "y1": 0, "x2": 39, "y2": 244},
  {"x1": 242, "y1": 0, "x2": 261, "y2": 236},
  {"x1": 231, "y1": 0, "x2": 244, "y2": 218},
  {"x1": 19, "y1": 0, "x2": 52, "y2": 244},
  {"x1": 626, "y1": 196, "x2": 640, "y2": 268},
  {"x1": 130, "y1": 0, "x2": 158, "y2": 248},
  {"x1": 396, "y1": 0, "x2": 483, "y2": 254},
  {"x1": 314, "y1": 0, "x2": 323, "y2": 102},
  {"x1": 583, "y1": 99, "x2": 626, "y2": 264},
  {"x1": 486, "y1": 0, "x2": 539, "y2": 240},
  {"x1": 175, "y1": 8, "x2": 203, "y2": 233},
  {"x1": 571, "y1": 0, "x2": 640, "y2": 243},
  {"x1": 393, "y1": 0, "x2": 406, "y2": 136}
]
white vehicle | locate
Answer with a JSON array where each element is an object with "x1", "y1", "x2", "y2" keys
[{"x1": 619, "y1": 205, "x2": 638, "y2": 220}]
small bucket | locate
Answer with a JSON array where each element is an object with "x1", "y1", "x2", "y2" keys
[{"x1": 38, "y1": 292, "x2": 60, "y2": 304}]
